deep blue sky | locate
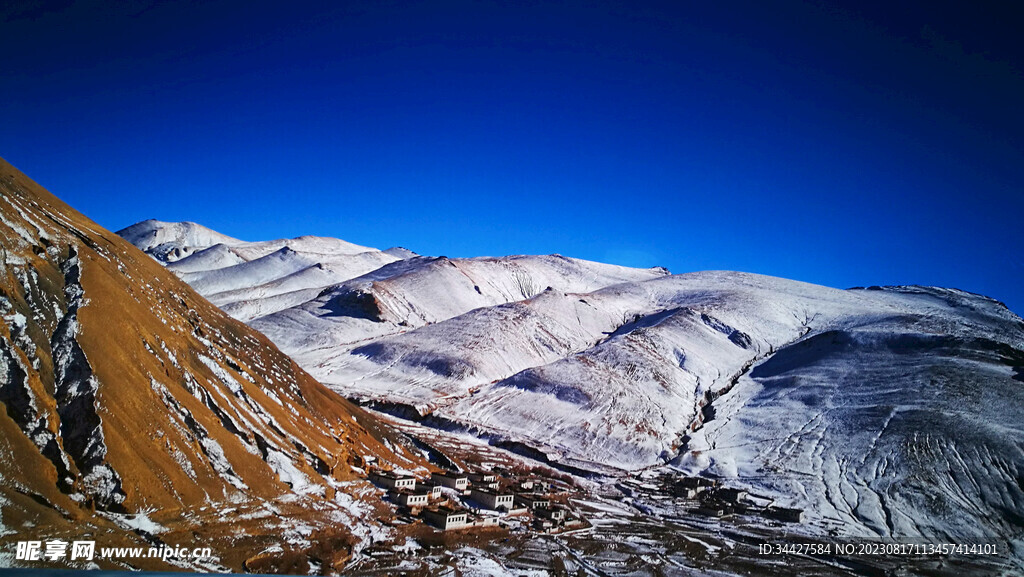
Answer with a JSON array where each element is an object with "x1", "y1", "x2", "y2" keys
[{"x1": 2, "y1": 1, "x2": 1022, "y2": 312}]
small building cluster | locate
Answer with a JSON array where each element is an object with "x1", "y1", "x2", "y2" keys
[
  {"x1": 369, "y1": 467, "x2": 802, "y2": 537},
  {"x1": 671, "y1": 476, "x2": 718, "y2": 499},
  {"x1": 669, "y1": 476, "x2": 802, "y2": 524},
  {"x1": 368, "y1": 467, "x2": 583, "y2": 533}
]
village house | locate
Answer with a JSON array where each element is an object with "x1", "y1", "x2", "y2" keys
[
  {"x1": 470, "y1": 487, "x2": 515, "y2": 510},
  {"x1": 716, "y1": 488, "x2": 748, "y2": 503},
  {"x1": 389, "y1": 488, "x2": 432, "y2": 508},
  {"x1": 369, "y1": 470, "x2": 416, "y2": 491},
  {"x1": 431, "y1": 471, "x2": 470, "y2": 492},
  {"x1": 694, "y1": 504, "x2": 730, "y2": 518},
  {"x1": 471, "y1": 473, "x2": 500, "y2": 489},
  {"x1": 536, "y1": 506, "x2": 567, "y2": 522},
  {"x1": 562, "y1": 517, "x2": 586, "y2": 530},
  {"x1": 468, "y1": 472, "x2": 499, "y2": 489},
  {"x1": 672, "y1": 486, "x2": 700, "y2": 499},
  {"x1": 473, "y1": 516, "x2": 500, "y2": 528},
  {"x1": 763, "y1": 506, "x2": 803, "y2": 523},
  {"x1": 514, "y1": 493, "x2": 550, "y2": 510},
  {"x1": 533, "y1": 518, "x2": 554, "y2": 531},
  {"x1": 422, "y1": 482, "x2": 443, "y2": 500},
  {"x1": 677, "y1": 477, "x2": 717, "y2": 491},
  {"x1": 421, "y1": 507, "x2": 470, "y2": 531}
]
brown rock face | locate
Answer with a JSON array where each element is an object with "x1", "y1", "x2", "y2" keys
[{"x1": 0, "y1": 157, "x2": 422, "y2": 571}]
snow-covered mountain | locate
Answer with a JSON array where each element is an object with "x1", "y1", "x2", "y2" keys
[
  {"x1": 118, "y1": 219, "x2": 245, "y2": 262},
  {"x1": 0, "y1": 160, "x2": 424, "y2": 572},
  {"x1": 119, "y1": 219, "x2": 414, "y2": 323},
  {"x1": 121, "y1": 221, "x2": 1024, "y2": 563}
]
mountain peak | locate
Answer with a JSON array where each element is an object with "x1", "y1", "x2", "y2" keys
[{"x1": 117, "y1": 219, "x2": 244, "y2": 263}]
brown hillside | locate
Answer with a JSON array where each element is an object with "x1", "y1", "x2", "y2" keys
[{"x1": 0, "y1": 157, "x2": 424, "y2": 572}]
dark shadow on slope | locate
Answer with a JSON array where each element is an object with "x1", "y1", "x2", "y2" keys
[
  {"x1": 753, "y1": 329, "x2": 1024, "y2": 381},
  {"x1": 699, "y1": 312, "x2": 753, "y2": 349},
  {"x1": 750, "y1": 330, "x2": 855, "y2": 379},
  {"x1": 497, "y1": 369, "x2": 593, "y2": 406},
  {"x1": 322, "y1": 287, "x2": 383, "y2": 321},
  {"x1": 349, "y1": 342, "x2": 475, "y2": 379},
  {"x1": 606, "y1": 308, "x2": 681, "y2": 339}
]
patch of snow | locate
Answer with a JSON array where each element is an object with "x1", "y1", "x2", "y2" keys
[
  {"x1": 0, "y1": 492, "x2": 13, "y2": 538},
  {"x1": 262, "y1": 445, "x2": 316, "y2": 495},
  {"x1": 452, "y1": 547, "x2": 550, "y2": 577},
  {"x1": 102, "y1": 509, "x2": 167, "y2": 535},
  {"x1": 196, "y1": 354, "x2": 243, "y2": 395},
  {"x1": 200, "y1": 437, "x2": 248, "y2": 490}
]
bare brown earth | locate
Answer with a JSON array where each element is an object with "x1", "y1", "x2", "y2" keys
[{"x1": 0, "y1": 157, "x2": 425, "y2": 571}]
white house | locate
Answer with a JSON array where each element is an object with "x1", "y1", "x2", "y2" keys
[
  {"x1": 537, "y1": 506, "x2": 567, "y2": 521},
  {"x1": 389, "y1": 489, "x2": 431, "y2": 507},
  {"x1": 422, "y1": 507, "x2": 470, "y2": 530},
  {"x1": 432, "y1": 471, "x2": 470, "y2": 492},
  {"x1": 369, "y1": 470, "x2": 416, "y2": 491},
  {"x1": 514, "y1": 493, "x2": 550, "y2": 509},
  {"x1": 470, "y1": 488, "x2": 515, "y2": 510}
]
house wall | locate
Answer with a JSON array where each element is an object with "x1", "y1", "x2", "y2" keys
[
  {"x1": 371, "y1": 473, "x2": 416, "y2": 491},
  {"x1": 423, "y1": 510, "x2": 470, "y2": 530},
  {"x1": 433, "y1": 475, "x2": 468, "y2": 490},
  {"x1": 472, "y1": 489, "x2": 514, "y2": 509}
]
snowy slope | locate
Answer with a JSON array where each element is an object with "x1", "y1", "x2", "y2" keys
[
  {"x1": 250, "y1": 254, "x2": 670, "y2": 355},
  {"x1": 119, "y1": 220, "x2": 669, "y2": 331},
  {"x1": 116, "y1": 221, "x2": 412, "y2": 322},
  {"x1": 686, "y1": 286, "x2": 1024, "y2": 552},
  {"x1": 308, "y1": 272, "x2": 888, "y2": 464}
]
